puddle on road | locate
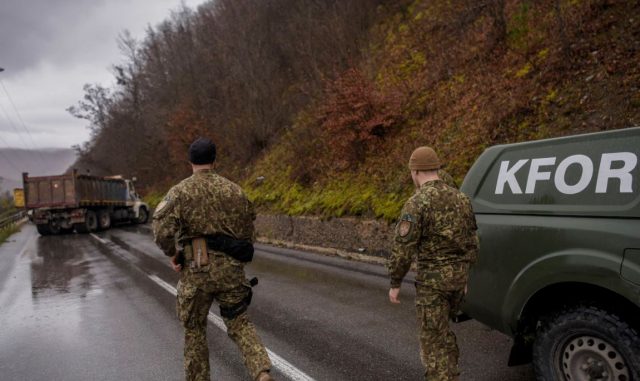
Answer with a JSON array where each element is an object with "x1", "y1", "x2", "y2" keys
[
  {"x1": 0, "y1": 233, "x2": 127, "y2": 327},
  {"x1": 31, "y1": 235, "x2": 97, "y2": 299},
  {"x1": 0, "y1": 232, "x2": 111, "y2": 350}
]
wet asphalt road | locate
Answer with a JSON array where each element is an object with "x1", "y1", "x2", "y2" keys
[{"x1": 0, "y1": 224, "x2": 535, "y2": 381}]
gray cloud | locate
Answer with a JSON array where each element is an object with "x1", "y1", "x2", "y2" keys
[
  {"x1": 0, "y1": 1, "x2": 103, "y2": 74},
  {"x1": 0, "y1": 0, "x2": 205, "y2": 151}
]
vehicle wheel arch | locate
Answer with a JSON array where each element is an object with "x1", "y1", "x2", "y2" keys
[
  {"x1": 520, "y1": 281, "x2": 640, "y2": 330},
  {"x1": 503, "y1": 250, "x2": 631, "y2": 332},
  {"x1": 508, "y1": 280, "x2": 640, "y2": 367}
]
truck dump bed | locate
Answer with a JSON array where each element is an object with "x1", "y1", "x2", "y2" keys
[{"x1": 23, "y1": 170, "x2": 128, "y2": 209}]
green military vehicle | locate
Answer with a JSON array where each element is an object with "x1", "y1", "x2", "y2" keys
[{"x1": 461, "y1": 127, "x2": 640, "y2": 381}]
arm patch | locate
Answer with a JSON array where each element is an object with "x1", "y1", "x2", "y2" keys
[
  {"x1": 398, "y1": 220, "x2": 411, "y2": 237},
  {"x1": 153, "y1": 195, "x2": 174, "y2": 219},
  {"x1": 395, "y1": 213, "x2": 417, "y2": 242}
]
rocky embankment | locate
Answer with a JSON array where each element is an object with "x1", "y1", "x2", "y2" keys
[{"x1": 255, "y1": 214, "x2": 395, "y2": 264}]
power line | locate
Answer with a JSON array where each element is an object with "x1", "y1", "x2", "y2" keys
[
  {"x1": 0, "y1": 67, "x2": 25, "y2": 174},
  {"x1": 0, "y1": 78, "x2": 47, "y2": 164},
  {"x1": 0, "y1": 134, "x2": 23, "y2": 174},
  {"x1": 0, "y1": 79, "x2": 39, "y2": 147},
  {"x1": 0, "y1": 101, "x2": 31, "y2": 150}
]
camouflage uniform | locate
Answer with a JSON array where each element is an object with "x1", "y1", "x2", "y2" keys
[
  {"x1": 388, "y1": 179, "x2": 478, "y2": 381},
  {"x1": 437, "y1": 169, "x2": 458, "y2": 189},
  {"x1": 153, "y1": 169, "x2": 271, "y2": 381}
]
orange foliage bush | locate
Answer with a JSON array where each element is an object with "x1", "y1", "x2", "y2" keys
[
  {"x1": 166, "y1": 99, "x2": 211, "y2": 176},
  {"x1": 317, "y1": 68, "x2": 404, "y2": 170}
]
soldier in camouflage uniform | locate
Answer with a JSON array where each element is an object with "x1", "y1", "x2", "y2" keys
[
  {"x1": 387, "y1": 146, "x2": 479, "y2": 381},
  {"x1": 153, "y1": 137, "x2": 274, "y2": 381},
  {"x1": 438, "y1": 169, "x2": 458, "y2": 189}
]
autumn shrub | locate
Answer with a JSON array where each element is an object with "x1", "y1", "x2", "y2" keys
[
  {"x1": 316, "y1": 68, "x2": 404, "y2": 170},
  {"x1": 165, "y1": 99, "x2": 213, "y2": 177}
]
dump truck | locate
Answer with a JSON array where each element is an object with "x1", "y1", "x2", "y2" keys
[
  {"x1": 461, "y1": 127, "x2": 640, "y2": 380},
  {"x1": 23, "y1": 170, "x2": 149, "y2": 235}
]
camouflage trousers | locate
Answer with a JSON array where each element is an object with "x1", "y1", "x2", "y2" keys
[
  {"x1": 177, "y1": 253, "x2": 271, "y2": 381},
  {"x1": 415, "y1": 263, "x2": 469, "y2": 381}
]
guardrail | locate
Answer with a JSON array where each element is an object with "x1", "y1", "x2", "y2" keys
[{"x1": 0, "y1": 211, "x2": 27, "y2": 230}]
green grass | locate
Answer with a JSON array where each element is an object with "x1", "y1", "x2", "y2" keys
[
  {"x1": 0, "y1": 208, "x2": 17, "y2": 220},
  {"x1": 143, "y1": 191, "x2": 167, "y2": 209},
  {"x1": 0, "y1": 224, "x2": 19, "y2": 246},
  {"x1": 245, "y1": 173, "x2": 412, "y2": 222}
]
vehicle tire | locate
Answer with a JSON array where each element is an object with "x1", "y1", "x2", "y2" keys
[
  {"x1": 36, "y1": 223, "x2": 51, "y2": 236},
  {"x1": 97, "y1": 209, "x2": 111, "y2": 230},
  {"x1": 74, "y1": 210, "x2": 98, "y2": 234},
  {"x1": 136, "y1": 207, "x2": 148, "y2": 224},
  {"x1": 533, "y1": 305, "x2": 640, "y2": 381},
  {"x1": 47, "y1": 220, "x2": 62, "y2": 235}
]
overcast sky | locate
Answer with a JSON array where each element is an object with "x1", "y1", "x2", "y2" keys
[{"x1": 0, "y1": 0, "x2": 206, "y2": 151}]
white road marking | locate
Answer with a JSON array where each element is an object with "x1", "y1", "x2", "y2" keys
[
  {"x1": 90, "y1": 233, "x2": 108, "y2": 244},
  {"x1": 147, "y1": 274, "x2": 315, "y2": 381}
]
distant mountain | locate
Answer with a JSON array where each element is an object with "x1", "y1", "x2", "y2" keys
[{"x1": 0, "y1": 148, "x2": 77, "y2": 195}]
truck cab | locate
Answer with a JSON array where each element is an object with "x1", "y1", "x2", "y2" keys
[
  {"x1": 461, "y1": 127, "x2": 640, "y2": 380},
  {"x1": 125, "y1": 177, "x2": 149, "y2": 224},
  {"x1": 124, "y1": 178, "x2": 148, "y2": 222}
]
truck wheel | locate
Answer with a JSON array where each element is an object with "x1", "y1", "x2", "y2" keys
[
  {"x1": 97, "y1": 209, "x2": 111, "y2": 230},
  {"x1": 47, "y1": 220, "x2": 62, "y2": 235},
  {"x1": 74, "y1": 210, "x2": 98, "y2": 234},
  {"x1": 533, "y1": 305, "x2": 640, "y2": 381},
  {"x1": 36, "y1": 224, "x2": 51, "y2": 236},
  {"x1": 136, "y1": 207, "x2": 148, "y2": 224}
]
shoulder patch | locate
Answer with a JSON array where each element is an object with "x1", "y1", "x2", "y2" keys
[
  {"x1": 396, "y1": 213, "x2": 417, "y2": 240},
  {"x1": 153, "y1": 195, "x2": 173, "y2": 219},
  {"x1": 401, "y1": 213, "x2": 415, "y2": 223},
  {"x1": 398, "y1": 220, "x2": 411, "y2": 237},
  {"x1": 155, "y1": 200, "x2": 168, "y2": 213}
]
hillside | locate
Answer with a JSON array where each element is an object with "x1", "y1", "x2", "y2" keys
[
  {"x1": 245, "y1": 0, "x2": 640, "y2": 220},
  {"x1": 0, "y1": 148, "x2": 76, "y2": 195},
  {"x1": 73, "y1": 0, "x2": 640, "y2": 221}
]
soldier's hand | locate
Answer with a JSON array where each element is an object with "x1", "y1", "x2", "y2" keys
[
  {"x1": 170, "y1": 255, "x2": 182, "y2": 272},
  {"x1": 389, "y1": 288, "x2": 401, "y2": 304}
]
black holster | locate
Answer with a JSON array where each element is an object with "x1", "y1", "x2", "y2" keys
[
  {"x1": 206, "y1": 234, "x2": 254, "y2": 262},
  {"x1": 219, "y1": 277, "x2": 258, "y2": 320}
]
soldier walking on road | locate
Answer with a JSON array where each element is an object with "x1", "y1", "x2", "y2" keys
[
  {"x1": 152, "y1": 137, "x2": 274, "y2": 381},
  {"x1": 387, "y1": 146, "x2": 479, "y2": 381}
]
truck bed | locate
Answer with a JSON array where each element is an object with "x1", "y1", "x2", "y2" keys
[{"x1": 23, "y1": 170, "x2": 128, "y2": 209}]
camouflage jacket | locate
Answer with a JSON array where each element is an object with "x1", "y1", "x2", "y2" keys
[
  {"x1": 152, "y1": 169, "x2": 255, "y2": 257},
  {"x1": 438, "y1": 169, "x2": 458, "y2": 189},
  {"x1": 387, "y1": 179, "x2": 478, "y2": 288}
]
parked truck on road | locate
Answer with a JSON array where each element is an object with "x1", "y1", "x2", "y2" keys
[
  {"x1": 461, "y1": 127, "x2": 640, "y2": 381},
  {"x1": 23, "y1": 170, "x2": 149, "y2": 235}
]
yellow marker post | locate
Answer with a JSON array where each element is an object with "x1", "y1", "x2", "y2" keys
[{"x1": 13, "y1": 188, "x2": 25, "y2": 208}]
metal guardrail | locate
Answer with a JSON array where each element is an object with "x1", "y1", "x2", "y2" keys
[{"x1": 0, "y1": 211, "x2": 27, "y2": 230}]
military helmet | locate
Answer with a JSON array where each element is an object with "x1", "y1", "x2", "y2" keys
[{"x1": 409, "y1": 146, "x2": 441, "y2": 171}]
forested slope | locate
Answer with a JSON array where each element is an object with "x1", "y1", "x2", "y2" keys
[{"x1": 71, "y1": 0, "x2": 640, "y2": 220}]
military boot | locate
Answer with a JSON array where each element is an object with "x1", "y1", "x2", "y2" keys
[{"x1": 256, "y1": 371, "x2": 275, "y2": 381}]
